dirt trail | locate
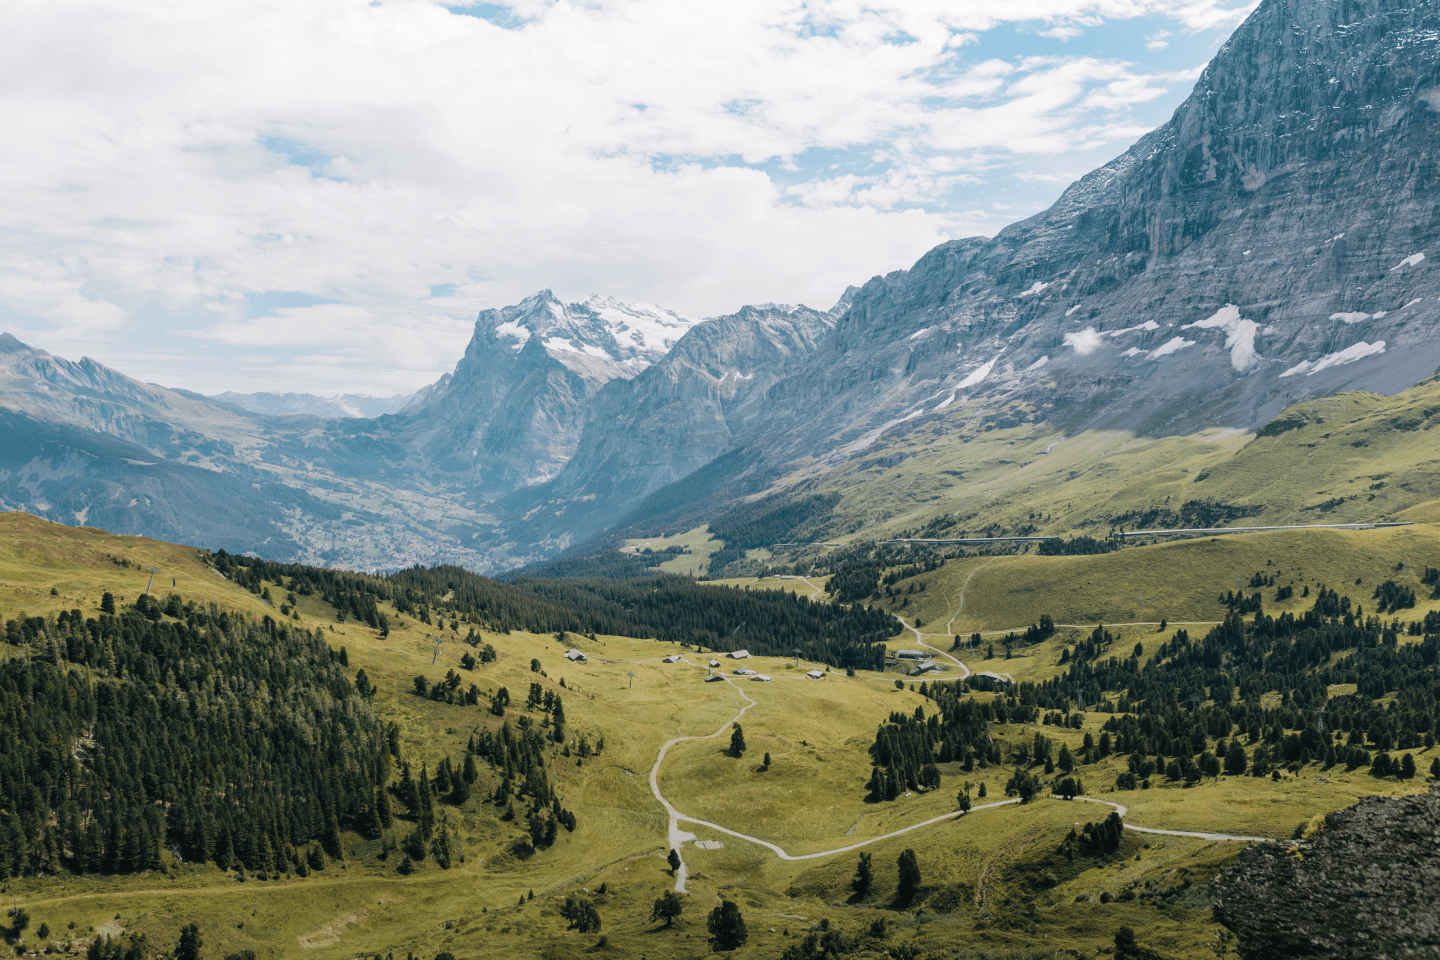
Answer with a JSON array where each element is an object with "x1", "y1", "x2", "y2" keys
[{"x1": 648, "y1": 668, "x2": 1279, "y2": 893}]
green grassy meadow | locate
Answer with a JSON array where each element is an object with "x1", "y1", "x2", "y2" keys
[{"x1": 2, "y1": 498, "x2": 1437, "y2": 959}]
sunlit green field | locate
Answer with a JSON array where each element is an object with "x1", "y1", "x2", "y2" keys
[{"x1": 1, "y1": 508, "x2": 1435, "y2": 959}]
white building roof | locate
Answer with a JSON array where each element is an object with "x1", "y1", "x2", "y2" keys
[
  {"x1": 806, "y1": 669, "x2": 824, "y2": 679},
  {"x1": 729, "y1": 650, "x2": 751, "y2": 659},
  {"x1": 750, "y1": 674, "x2": 772, "y2": 682},
  {"x1": 704, "y1": 674, "x2": 724, "y2": 682},
  {"x1": 564, "y1": 649, "x2": 587, "y2": 661},
  {"x1": 663, "y1": 655, "x2": 681, "y2": 663},
  {"x1": 734, "y1": 667, "x2": 755, "y2": 675}
]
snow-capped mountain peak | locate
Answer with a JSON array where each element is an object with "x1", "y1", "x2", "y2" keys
[{"x1": 483, "y1": 290, "x2": 697, "y2": 375}]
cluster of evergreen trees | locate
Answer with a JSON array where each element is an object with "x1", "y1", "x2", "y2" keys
[
  {"x1": 862, "y1": 690, "x2": 1046, "y2": 801},
  {"x1": 1372, "y1": 579, "x2": 1417, "y2": 614},
  {"x1": 469, "y1": 716, "x2": 579, "y2": 843},
  {"x1": 962, "y1": 587, "x2": 1440, "y2": 790},
  {"x1": 1062, "y1": 812, "x2": 1124, "y2": 858},
  {"x1": 1037, "y1": 536, "x2": 1118, "y2": 556},
  {"x1": 707, "y1": 493, "x2": 842, "y2": 554},
  {"x1": 509, "y1": 576, "x2": 899, "y2": 668},
  {"x1": 0, "y1": 597, "x2": 385, "y2": 879},
  {"x1": 213, "y1": 550, "x2": 900, "y2": 668},
  {"x1": 1109, "y1": 498, "x2": 1263, "y2": 531}
]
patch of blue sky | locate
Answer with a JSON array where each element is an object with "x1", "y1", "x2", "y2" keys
[
  {"x1": 443, "y1": 2, "x2": 529, "y2": 29},
  {"x1": 722, "y1": 99, "x2": 764, "y2": 118},
  {"x1": 428, "y1": 283, "x2": 457, "y2": 298},
  {"x1": 244, "y1": 291, "x2": 333, "y2": 318},
  {"x1": 258, "y1": 135, "x2": 346, "y2": 180},
  {"x1": 881, "y1": 29, "x2": 921, "y2": 46}
]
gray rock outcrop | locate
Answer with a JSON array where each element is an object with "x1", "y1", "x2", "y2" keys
[{"x1": 1211, "y1": 781, "x2": 1440, "y2": 959}]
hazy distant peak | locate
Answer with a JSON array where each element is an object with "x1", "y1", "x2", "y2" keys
[
  {"x1": 210, "y1": 390, "x2": 416, "y2": 419},
  {"x1": 0, "y1": 333, "x2": 44, "y2": 358}
]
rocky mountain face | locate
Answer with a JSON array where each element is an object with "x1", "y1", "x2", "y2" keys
[
  {"x1": 0, "y1": 332, "x2": 275, "y2": 470},
  {"x1": 493, "y1": 298, "x2": 846, "y2": 549},
  {"x1": 211, "y1": 391, "x2": 415, "y2": 419},
  {"x1": 400, "y1": 290, "x2": 700, "y2": 496},
  {"x1": 742, "y1": 0, "x2": 1439, "y2": 471},
  {"x1": 3, "y1": 0, "x2": 1439, "y2": 572}
]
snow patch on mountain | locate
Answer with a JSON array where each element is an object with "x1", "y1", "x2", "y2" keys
[
  {"x1": 585, "y1": 295, "x2": 697, "y2": 354},
  {"x1": 1390, "y1": 252, "x2": 1426, "y2": 270},
  {"x1": 1150, "y1": 336, "x2": 1196, "y2": 358},
  {"x1": 1183, "y1": 305, "x2": 1262, "y2": 371},
  {"x1": 1280, "y1": 340, "x2": 1387, "y2": 378},
  {"x1": 1108, "y1": 320, "x2": 1160, "y2": 337},
  {"x1": 495, "y1": 320, "x2": 531, "y2": 349},
  {"x1": 956, "y1": 354, "x2": 1001, "y2": 389}
]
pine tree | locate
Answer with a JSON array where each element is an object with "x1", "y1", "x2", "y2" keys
[
  {"x1": 707, "y1": 900, "x2": 748, "y2": 951},
  {"x1": 851, "y1": 852, "x2": 872, "y2": 898},
  {"x1": 650, "y1": 890, "x2": 684, "y2": 928},
  {"x1": 418, "y1": 765, "x2": 435, "y2": 839},
  {"x1": 730, "y1": 723, "x2": 746, "y2": 757},
  {"x1": 896, "y1": 849, "x2": 921, "y2": 907},
  {"x1": 174, "y1": 924, "x2": 203, "y2": 960},
  {"x1": 667, "y1": 848, "x2": 681, "y2": 875}
]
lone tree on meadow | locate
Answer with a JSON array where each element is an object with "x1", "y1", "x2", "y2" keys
[
  {"x1": 851, "y1": 852, "x2": 873, "y2": 898},
  {"x1": 896, "y1": 849, "x2": 922, "y2": 908},
  {"x1": 650, "y1": 890, "x2": 685, "y2": 928},
  {"x1": 667, "y1": 848, "x2": 682, "y2": 875},
  {"x1": 707, "y1": 900, "x2": 748, "y2": 951},
  {"x1": 730, "y1": 722, "x2": 747, "y2": 757},
  {"x1": 173, "y1": 924, "x2": 203, "y2": 960},
  {"x1": 560, "y1": 897, "x2": 601, "y2": 933}
]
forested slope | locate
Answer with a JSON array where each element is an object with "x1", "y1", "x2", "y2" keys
[{"x1": 0, "y1": 601, "x2": 385, "y2": 879}]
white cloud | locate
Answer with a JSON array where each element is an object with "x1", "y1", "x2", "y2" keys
[
  {"x1": 0, "y1": 0, "x2": 1257, "y2": 393},
  {"x1": 1146, "y1": 29, "x2": 1172, "y2": 49},
  {"x1": 1064, "y1": 327, "x2": 1104, "y2": 355}
]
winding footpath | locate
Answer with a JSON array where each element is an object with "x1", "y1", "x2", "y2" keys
[
  {"x1": 650, "y1": 659, "x2": 1280, "y2": 893},
  {"x1": 645, "y1": 568, "x2": 1277, "y2": 890}
]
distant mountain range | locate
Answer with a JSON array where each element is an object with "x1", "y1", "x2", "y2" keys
[
  {"x1": 2, "y1": 0, "x2": 1437, "y2": 572},
  {"x1": 209, "y1": 391, "x2": 417, "y2": 419}
]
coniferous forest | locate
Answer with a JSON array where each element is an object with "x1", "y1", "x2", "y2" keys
[
  {"x1": 877, "y1": 589, "x2": 1440, "y2": 809},
  {"x1": 0, "y1": 600, "x2": 385, "y2": 879},
  {"x1": 212, "y1": 551, "x2": 900, "y2": 669}
]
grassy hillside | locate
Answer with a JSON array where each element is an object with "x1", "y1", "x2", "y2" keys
[
  {"x1": 0, "y1": 511, "x2": 1435, "y2": 959},
  {"x1": 652, "y1": 379, "x2": 1440, "y2": 583}
]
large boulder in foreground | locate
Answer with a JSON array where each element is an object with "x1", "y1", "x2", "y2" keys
[{"x1": 1211, "y1": 782, "x2": 1440, "y2": 959}]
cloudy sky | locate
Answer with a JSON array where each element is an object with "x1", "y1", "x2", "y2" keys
[{"x1": 0, "y1": 0, "x2": 1257, "y2": 397}]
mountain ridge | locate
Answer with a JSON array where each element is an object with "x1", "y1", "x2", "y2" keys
[{"x1": 2, "y1": 0, "x2": 1438, "y2": 572}]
